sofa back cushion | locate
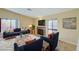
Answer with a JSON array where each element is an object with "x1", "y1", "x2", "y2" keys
[{"x1": 14, "y1": 28, "x2": 21, "y2": 32}]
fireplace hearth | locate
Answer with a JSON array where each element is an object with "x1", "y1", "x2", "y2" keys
[
  {"x1": 37, "y1": 29, "x2": 44, "y2": 35},
  {"x1": 37, "y1": 27, "x2": 45, "y2": 35}
]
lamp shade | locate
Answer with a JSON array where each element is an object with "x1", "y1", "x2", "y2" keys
[{"x1": 28, "y1": 25, "x2": 32, "y2": 28}]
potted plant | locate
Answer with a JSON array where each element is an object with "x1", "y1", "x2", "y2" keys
[
  {"x1": 32, "y1": 24, "x2": 35, "y2": 34},
  {"x1": 32, "y1": 24, "x2": 35, "y2": 30}
]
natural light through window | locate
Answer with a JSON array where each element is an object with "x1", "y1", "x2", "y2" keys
[
  {"x1": 48, "y1": 20, "x2": 58, "y2": 32},
  {"x1": 1, "y1": 18, "x2": 19, "y2": 32}
]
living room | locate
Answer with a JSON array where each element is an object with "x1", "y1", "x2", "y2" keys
[{"x1": 0, "y1": 8, "x2": 79, "y2": 51}]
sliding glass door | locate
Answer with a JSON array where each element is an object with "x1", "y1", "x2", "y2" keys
[
  {"x1": 1, "y1": 18, "x2": 20, "y2": 32},
  {"x1": 1, "y1": 19, "x2": 10, "y2": 32},
  {"x1": 11, "y1": 20, "x2": 17, "y2": 29}
]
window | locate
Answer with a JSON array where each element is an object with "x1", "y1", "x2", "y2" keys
[
  {"x1": 52, "y1": 20, "x2": 58, "y2": 30},
  {"x1": 48, "y1": 20, "x2": 58, "y2": 31},
  {"x1": 11, "y1": 20, "x2": 17, "y2": 29},
  {"x1": 1, "y1": 18, "x2": 19, "y2": 32},
  {"x1": 1, "y1": 19, "x2": 11, "y2": 32}
]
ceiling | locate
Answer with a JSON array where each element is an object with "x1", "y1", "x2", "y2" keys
[{"x1": 5, "y1": 8, "x2": 75, "y2": 18}]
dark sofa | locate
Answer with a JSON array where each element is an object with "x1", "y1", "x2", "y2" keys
[
  {"x1": 41, "y1": 32, "x2": 59, "y2": 51},
  {"x1": 14, "y1": 38, "x2": 43, "y2": 51},
  {"x1": 3, "y1": 32, "x2": 20, "y2": 38},
  {"x1": 3, "y1": 28, "x2": 30, "y2": 38},
  {"x1": 13, "y1": 31, "x2": 59, "y2": 51}
]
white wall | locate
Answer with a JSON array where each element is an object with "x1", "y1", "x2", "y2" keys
[
  {"x1": 42, "y1": 9, "x2": 79, "y2": 45},
  {"x1": 76, "y1": 37, "x2": 79, "y2": 50}
]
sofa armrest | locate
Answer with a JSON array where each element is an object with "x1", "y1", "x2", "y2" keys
[{"x1": 14, "y1": 43, "x2": 19, "y2": 51}]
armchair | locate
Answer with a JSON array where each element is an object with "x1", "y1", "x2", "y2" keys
[
  {"x1": 50, "y1": 32, "x2": 59, "y2": 51},
  {"x1": 41, "y1": 32, "x2": 59, "y2": 51}
]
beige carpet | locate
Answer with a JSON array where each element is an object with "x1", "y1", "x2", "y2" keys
[
  {"x1": 0, "y1": 38, "x2": 16, "y2": 51},
  {"x1": 0, "y1": 34, "x2": 49, "y2": 51}
]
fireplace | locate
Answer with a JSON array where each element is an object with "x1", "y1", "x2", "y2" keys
[
  {"x1": 37, "y1": 29, "x2": 44, "y2": 35},
  {"x1": 37, "y1": 27, "x2": 45, "y2": 35}
]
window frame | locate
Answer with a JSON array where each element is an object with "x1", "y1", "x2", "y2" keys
[{"x1": 48, "y1": 19, "x2": 58, "y2": 31}]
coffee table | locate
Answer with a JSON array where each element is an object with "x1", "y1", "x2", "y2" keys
[
  {"x1": 16, "y1": 34, "x2": 40, "y2": 47},
  {"x1": 16, "y1": 34, "x2": 49, "y2": 51}
]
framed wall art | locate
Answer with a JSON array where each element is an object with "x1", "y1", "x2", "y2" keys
[{"x1": 63, "y1": 17, "x2": 77, "y2": 29}]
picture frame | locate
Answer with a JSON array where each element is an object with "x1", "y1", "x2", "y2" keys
[{"x1": 63, "y1": 17, "x2": 77, "y2": 29}]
